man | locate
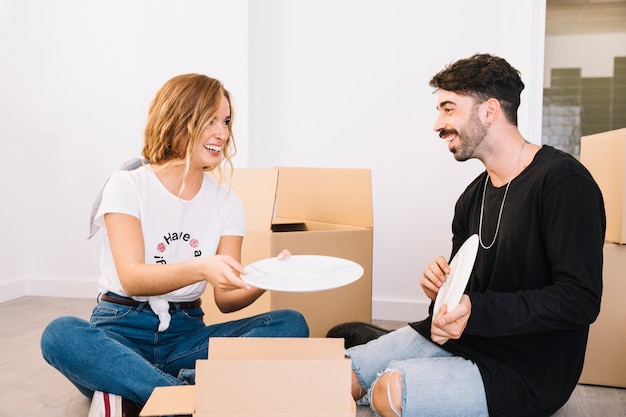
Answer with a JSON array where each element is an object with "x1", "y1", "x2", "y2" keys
[{"x1": 341, "y1": 54, "x2": 605, "y2": 417}]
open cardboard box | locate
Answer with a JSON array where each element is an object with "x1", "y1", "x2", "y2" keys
[
  {"x1": 579, "y1": 242, "x2": 626, "y2": 388},
  {"x1": 203, "y1": 167, "x2": 373, "y2": 337},
  {"x1": 139, "y1": 338, "x2": 356, "y2": 416},
  {"x1": 580, "y1": 128, "x2": 626, "y2": 244}
]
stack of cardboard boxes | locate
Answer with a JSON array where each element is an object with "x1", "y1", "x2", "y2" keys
[
  {"x1": 202, "y1": 167, "x2": 374, "y2": 338},
  {"x1": 579, "y1": 128, "x2": 626, "y2": 388}
]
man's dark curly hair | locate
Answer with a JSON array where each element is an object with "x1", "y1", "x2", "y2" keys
[{"x1": 429, "y1": 53, "x2": 525, "y2": 126}]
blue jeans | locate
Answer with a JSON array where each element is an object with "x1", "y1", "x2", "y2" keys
[
  {"x1": 347, "y1": 326, "x2": 488, "y2": 417},
  {"x1": 40, "y1": 297, "x2": 309, "y2": 405}
]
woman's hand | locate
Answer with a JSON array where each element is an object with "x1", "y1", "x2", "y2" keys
[
  {"x1": 212, "y1": 247, "x2": 294, "y2": 313},
  {"x1": 276, "y1": 249, "x2": 292, "y2": 261},
  {"x1": 420, "y1": 256, "x2": 450, "y2": 301},
  {"x1": 198, "y1": 255, "x2": 250, "y2": 292},
  {"x1": 203, "y1": 249, "x2": 292, "y2": 291}
]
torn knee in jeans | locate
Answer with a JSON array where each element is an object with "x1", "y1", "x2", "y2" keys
[{"x1": 371, "y1": 369, "x2": 403, "y2": 417}]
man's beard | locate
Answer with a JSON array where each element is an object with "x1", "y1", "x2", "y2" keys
[{"x1": 452, "y1": 105, "x2": 488, "y2": 161}]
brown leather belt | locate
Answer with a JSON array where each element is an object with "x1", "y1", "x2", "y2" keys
[{"x1": 100, "y1": 293, "x2": 202, "y2": 310}]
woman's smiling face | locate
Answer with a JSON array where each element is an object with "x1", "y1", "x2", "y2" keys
[{"x1": 193, "y1": 93, "x2": 231, "y2": 168}]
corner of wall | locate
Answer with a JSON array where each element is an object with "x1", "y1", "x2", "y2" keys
[{"x1": 0, "y1": 278, "x2": 26, "y2": 304}]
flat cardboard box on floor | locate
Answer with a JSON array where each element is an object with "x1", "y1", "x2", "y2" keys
[
  {"x1": 139, "y1": 337, "x2": 356, "y2": 416},
  {"x1": 202, "y1": 167, "x2": 373, "y2": 337},
  {"x1": 580, "y1": 128, "x2": 626, "y2": 244},
  {"x1": 579, "y1": 242, "x2": 626, "y2": 388}
]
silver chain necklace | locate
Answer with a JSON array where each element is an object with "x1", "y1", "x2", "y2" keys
[{"x1": 478, "y1": 140, "x2": 527, "y2": 250}]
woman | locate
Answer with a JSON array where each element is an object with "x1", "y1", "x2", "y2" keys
[{"x1": 41, "y1": 74, "x2": 309, "y2": 417}]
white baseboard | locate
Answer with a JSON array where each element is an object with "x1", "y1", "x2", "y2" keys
[
  {"x1": 372, "y1": 298, "x2": 430, "y2": 322},
  {"x1": 27, "y1": 278, "x2": 98, "y2": 298},
  {"x1": 0, "y1": 277, "x2": 97, "y2": 304},
  {"x1": 0, "y1": 279, "x2": 26, "y2": 304}
]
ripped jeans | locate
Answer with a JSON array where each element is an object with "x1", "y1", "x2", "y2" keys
[
  {"x1": 41, "y1": 298, "x2": 309, "y2": 405},
  {"x1": 346, "y1": 326, "x2": 488, "y2": 417}
]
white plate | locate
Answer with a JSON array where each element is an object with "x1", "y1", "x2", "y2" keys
[
  {"x1": 433, "y1": 234, "x2": 479, "y2": 314},
  {"x1": 243, "y1": 255, "x2": 364, "y2": 292}
]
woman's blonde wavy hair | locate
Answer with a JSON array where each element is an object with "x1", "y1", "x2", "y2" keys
[{"x1": 142, "y1": 74, "x2": 236, "y2": 185}]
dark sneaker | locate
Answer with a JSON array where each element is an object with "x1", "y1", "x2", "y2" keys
[{"x1": 326, "y1": 321, "x2": 391, "y2": 348}]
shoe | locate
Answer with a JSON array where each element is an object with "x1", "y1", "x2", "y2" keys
[
  {"x1": 326, "y1": 321, "x2": 391, "y2": 349},
  {"x1": 88, "y1": 391, "x2": 142, "y2": 417}
]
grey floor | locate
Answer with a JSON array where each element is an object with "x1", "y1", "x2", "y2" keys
[{"x1": 0, "y1": 297, "x2": 624, "y2": 417}]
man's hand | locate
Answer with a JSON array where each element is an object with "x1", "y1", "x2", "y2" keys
[
  {"x1": 430, "y1": 294, "x2": 471, "y2": 345},
  {"x1": 421, "y1": 256, "x2": 450, "y2": 301}
]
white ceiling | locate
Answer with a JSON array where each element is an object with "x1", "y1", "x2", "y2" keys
[{"x1": 546, "y1": 0, "x2": 626, "y2": 35}]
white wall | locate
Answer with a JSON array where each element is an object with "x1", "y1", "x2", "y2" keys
[
  {"x1": 248, "y1": 0, "x2": 546, "y2": 320},
  {"x1": 0, "y1": 0, "x2": 250, "y2": 301},
  {"x1": 0, "y1": 0, "x2": 547, "y2": 321}
]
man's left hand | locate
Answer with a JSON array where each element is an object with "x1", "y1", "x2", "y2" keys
[{"x1": 431, "y1": 294, "x2": 471, "y2": 345}]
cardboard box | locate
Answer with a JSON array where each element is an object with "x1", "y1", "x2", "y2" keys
[
  {"x1": 139, "y1": 338, "x2": 356, "y2": 416},
  {"x1": 202, "y1": 167, "x2": 373, "y2": 337},
  {"x1": 579, "y1": 243, "x2": 626, "y2": 388},
  {"x1": 580, "y1": 128, "x2": 626, "y2": 244}
]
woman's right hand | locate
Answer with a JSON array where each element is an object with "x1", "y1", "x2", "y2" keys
[
  {"x1": 199, "y1": 255, "x2": 250, "y2": 292},
  {"x1": 420, "y1": 256, "x2": 450, "y2": 301}
]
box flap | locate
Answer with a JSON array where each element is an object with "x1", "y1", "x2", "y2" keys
[
  {"x1": 196, "y1": 359, "x2": 353, "y2": 415},
  {"x1": 139, "y1": 385, "x2": 195, "y2": 416},
  {"x1": 229, "y1": 168, "x2": 279, "y2": 231},
  {"x1": 208, "y1": 337, "x2": 345, "y2": 360},
  {"x1": 274, "y1": 167, "x2": 373, "y2": 228},
  {"x1": 196, "y1": 412, "x2": 354, "y2": 417}
]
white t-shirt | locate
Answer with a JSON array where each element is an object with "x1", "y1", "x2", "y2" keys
[{"x1": 93, "y1": 165, "x2": 245, "y2": 329}]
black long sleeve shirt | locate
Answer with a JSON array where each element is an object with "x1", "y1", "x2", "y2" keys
[{"x1": 411, "y1": 146, "x2": 606, "y2": 417}]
